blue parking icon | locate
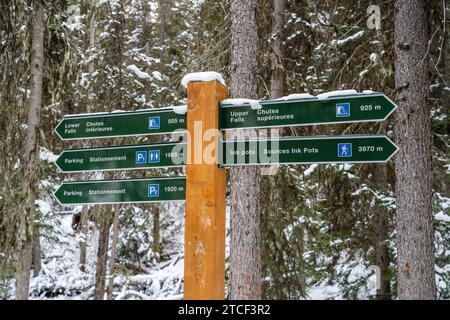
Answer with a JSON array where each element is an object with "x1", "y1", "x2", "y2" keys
[
  {"x1": 338, "y1": 143, "x2": 352, "y2": 158},
  {"x1": 148, "y1": 150, "x2": 160, "y2": 163},
  {"x1": 136, "y1": 151, "x2": 147, "y2": 164},
  {"x1": 148, "y1": 184, "x2": 160, "y2": 197},
  {"x1": 149, "y1": 116, "x2": 160, "y2": 129},
  {"x1": 336, "y1": 103, "x2": 350, "y2": 117}
]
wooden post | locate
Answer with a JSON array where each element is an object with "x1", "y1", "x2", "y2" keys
[{"x1": 184, "y1": 80, "x2": 228, "y2": 300}]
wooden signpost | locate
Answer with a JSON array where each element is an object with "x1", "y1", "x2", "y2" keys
[
  {"x1": 184, "y1": 80, "x2": 227, "y2": 300},
  {"x1": 54, "y1": 74, "x2": 398, "y2": 300}
]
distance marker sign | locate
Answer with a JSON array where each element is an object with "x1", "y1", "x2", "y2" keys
[
  {"x1": 222, "y1": 135, "x2": 398, "y2": 166},
  {"x1": 55, "y1": 107, "x2": 186, "y2": 140},
  {"x1": 55, "y1": 135, "x2": 398, "y2": 172},
  {"x1": 56, "y1": 143, "x2": 187, "y2": 173},
  {"x1": 220, "y1": 92, "x2": 397, "y2": 130},
  {"x1": 54, "y1": 177, "x2": 186, "y2": 205},
  {"x1": 55, "y1": 93, "x2": 396, "y2": 141}
]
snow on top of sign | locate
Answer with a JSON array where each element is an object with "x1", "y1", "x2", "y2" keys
[
  {"x1": 127, "y1": 64, "x2": 151, "y2": 79},
  {"x1": 222, "y1": 90, "x2": 380, "y2": 108},
  {"x1": 181, "y1": 72, "x2": 226, "y2": 88},
  {"x1": 63, "y1": 105, "x2": 188, "y2": 118},
  {"x1": 317, "y1": 90, "x2": 358, "y2": 100},
  {"x1": 64, "y1": 111, "x2": 109, "y2": 117},
  {"x1": 172, "y1": 105, "x2": 187, "y2": 115},
  {"x1": 222, "y1": 98, "x2": 262, "y2": 110},
  {"x1": 273, "y1": 93, "x2": 315, "y2": 101}
]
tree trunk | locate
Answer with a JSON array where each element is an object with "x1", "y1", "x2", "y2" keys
[
  {"x1": 80, "y1": 6, "x2": 96, "y2": 272},
  {"x1": 270, "y1": 0, "x2": 285, "y2": 99},
  {"x1": 94, "y1": 214, "x2": 111, "y2": 300},
  {"x1": 159, "y1": 0, "x2": 167, "y2": 72},
  {"x1": 229, "y1": 0, "x2": 262, "y2": 300},
  {"x1": 372, "y1": 162, "x2": 391, "y2": 299},
  {"x1": 157, "y1": 0, "x2": 167, "y2": 106},
  {"x1": 394, "y1": 0, "x2": 436, "y2": 300},
  {"x1": 437, "y1": 3, "x2": 449, "y2": 135},
  {"x1": 79, "y1": 207, "x2": 89, "y2": 272},
  {"x1": 153, "y1": 206, "x2": 161, "y2": 262},
  {"x1": 15, "y1": 1, "x2": 44, "y2": 300},
  {"x1": 32, "y1": 224, "x2": 42, "y2": 277},
  {"x1": 106, "y1": 207, "x2": 120, "y2": 300},
  {"x1": 262, "y1": 0, "x2": 301, "y2": 299},
  {"x1": 149, "y1": 0, "x2": 167, "y2": 263},
  {"x1": 368, "y1": 0, "x2": 391, "y2": 299}
]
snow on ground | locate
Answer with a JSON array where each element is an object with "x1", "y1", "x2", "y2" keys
[
  {"x1": 29, "y1": 213, "x2": 98, "y2": 300},
  {"x1": 8, "y1": 147, "x2": 448, "y2": 300},
  {"x1": 114, "y1": 254, "x2": 184, "y2": 300},
  {"x1": 8, "y1": 197, "x2": 449, "y2": 300},
  {"x1": 20, "y1": 201, "x2": 188, "y2": 300},
  {"x1": 306, "y1": 250, "x2": 377, "y2": 300},
  {"x1": 307, "y1": 281, "x2": 342, "y2": 300}
]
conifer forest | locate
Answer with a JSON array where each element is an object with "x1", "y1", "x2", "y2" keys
[{"x1": 0, "y1": 0, "x2": 449, "y2": 302}]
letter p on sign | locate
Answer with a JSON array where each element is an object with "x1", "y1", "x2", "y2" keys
[
  {"x1": 136, "y1": 151, "x2": 147, "y2": 164},
  {"x1": 148, "y1": 184, "x2": 159, "y2": 197}
]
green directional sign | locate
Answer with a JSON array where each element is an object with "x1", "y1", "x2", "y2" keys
[
  {"x1": 55, "y1": 93, "x2": 396, "y2": 141},
  {"x1": 56, "y1": 142, "x2": 187, "y2": 173},
  {"x1": 55, "y1": 135, "x2": 398, "y2": 172},
  {"x1": 55, "y1": 107, "x2": 187, "y2": 140},
  {"x1": 220, "y1": 92, "x2": 397, "y2": 130},
  {"x1": 222, "y1": 135, "x2": 398, "y2": 165},
  {"x1": 54, "y1": 177, "x2": 186, "y2": 205}
]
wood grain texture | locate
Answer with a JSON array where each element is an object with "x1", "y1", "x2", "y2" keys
[{"x1": 184, "y1": 80, "x2": 227, "y2": 300}]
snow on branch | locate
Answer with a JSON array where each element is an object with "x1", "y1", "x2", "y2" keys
[{"x1": 127, "y1": 64, "x2": 151, "y2": 79}]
